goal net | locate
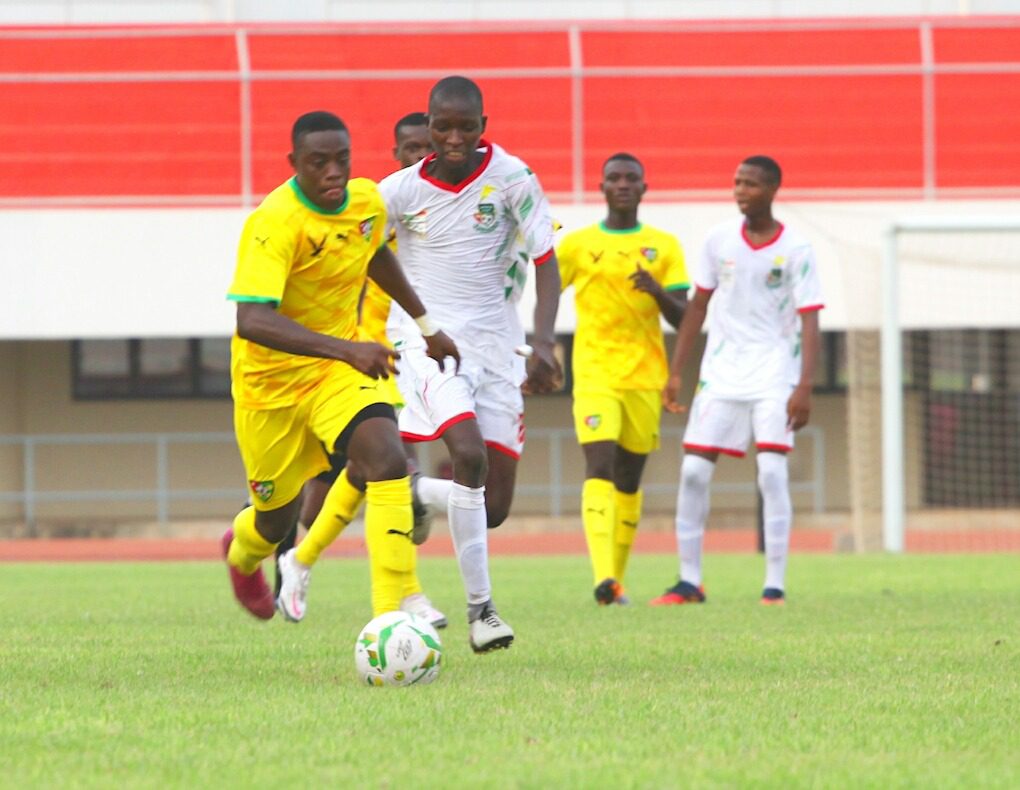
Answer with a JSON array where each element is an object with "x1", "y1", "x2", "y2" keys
[{"x1": 848, "y1": 217, "x2": 1020, "y2": 553}]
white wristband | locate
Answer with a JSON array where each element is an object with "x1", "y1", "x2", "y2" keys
[{"x1": 414, "y1": 313, "x2": 440, "y2": 337}]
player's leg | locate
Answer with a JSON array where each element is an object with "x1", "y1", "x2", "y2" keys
[
  {"x1": 573, "y1": 391, "x2": 624, "y2": 603},
  {"x1": 752, "y1": 397, "x2": 795, "y2": 605},
  {"x1": 345, "y1": 407, "x2": 418, "y2": 617},
  {"x1": 225, "y1": 403, "x2": 326, "y2": 619},
  {"x1": 610, "y1": 389, "x2": 661, "y2": 598},
  {"x1": 611, "y1": 446, "x2": 648, "y2": 598},
  {"x1": 274, "y1": 465, "x2": 334, "y2": 598},
  {"x1": 652, "y1": 394, "x2": 749, "y2": 605}
]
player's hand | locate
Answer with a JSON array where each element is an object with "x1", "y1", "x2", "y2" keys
[
  {"x1": 662, "y1": 373, "x2": 686, "y2": 414},
  {"x1": 787, "y1": 383, "x2": 812, "y2": 431},
  {"x1": 628, "y1": 264, "x2": 662, "y2": 297},
  {"x1": 521, "y1": 341, "x2": 562, "y2": 395},
  {"x1": 347, "y1": 341, "x2": 399, "y2": 380},
  {"x1": 424, "y1": 331, "x2": 460, "y2": 373}
]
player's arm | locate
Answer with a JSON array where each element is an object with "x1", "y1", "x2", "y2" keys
[
  {"x1": 367, "y1": 244, "x2": 460, "y2": 372},
  {"x1": 235, "y1": 302, "x2": 397, "y2": 379},
  {"x1": 522, "y1": 250, "x2": 563, "y2": 395},
  {"x1": 787, "y1": 308, "x2": 820, "y2": 431},
  {"x1": 663, "y1": 287, "x2": 712, "y2": 413},
  {"x1": 628, "y1": 266, "x2": 688, "y2": 328}
]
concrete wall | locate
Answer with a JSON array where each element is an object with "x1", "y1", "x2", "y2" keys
[{"x1": 0, "y1": 339, "x2": 857, "y2": 529}]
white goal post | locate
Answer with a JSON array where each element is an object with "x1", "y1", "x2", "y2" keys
[{"x1": 882, "y1": 215, "x2": 1020, "y2": 552}]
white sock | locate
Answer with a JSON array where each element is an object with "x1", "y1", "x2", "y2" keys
[
  {"x1": 447, "y1": 482, "x2": 490, "y2": 606},
  {"x1": 417, "y1": 476, "x2": 453, "y2": 512},
  {"x1": 675, "y1": 455, "x2": 715, "y2": 586},
  {"x1": 757, "y1": 452, "x2": 792, "y2": 591}
]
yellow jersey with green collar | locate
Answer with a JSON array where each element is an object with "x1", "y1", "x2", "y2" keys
[
  {"x1": 558, "y1": 221, "x2": 689, "y2": 391},
  {"x1": 356, "y1": 230, "x2": 397, "y2": 344},
  {"x1": 228, "y1": 176, "x2": 387, "y2": 410}
]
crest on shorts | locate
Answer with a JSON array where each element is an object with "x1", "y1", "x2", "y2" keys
[
  {"x1": 249, "y1": 480, "x2": 275, "y2": 503},
  {"x1": 584, "y1": 414, "x2": 602, "y2": 430},
  {"x1": 640, "y1": 247, "x2": 658, "y2": 262},
  {"x1": 473, "y1": 203, "x2": 497, "y2": 233},
  {"x1": 359, "y1": 216, "x2": 377, "y2": 238}
]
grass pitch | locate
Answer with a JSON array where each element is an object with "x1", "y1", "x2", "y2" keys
[{"x1": 1, "y1": 553, "x2": 1018, "y2": 788}]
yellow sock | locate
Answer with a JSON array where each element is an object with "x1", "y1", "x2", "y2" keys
[
  {"x1": 613, "y1": 489, "x2": 643, "y2": 584},
  {"x1": 582, "y1": 478, "x2": 616, "y2": 585},
  {"x1": 227, "y1": 506, "x2": 277, "y2": 575},
  {"x1": 364, "y1": 476, "x2": 415, "y2": 616},
  {"x1": 402, "y1": 573, "x2": 424, "y2": 599},
  {"x1": 295, "y1": 468, "x2": 365, "y2": 567}
]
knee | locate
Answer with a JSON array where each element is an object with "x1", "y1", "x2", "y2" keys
[
  {"x1": 450, "y1": 444, "x2": 488, "y2": 486},
  {"x1": 361, "y1": 445, "x2": 410, "y2": 482},
  {"x1": 485, "y1": 497, "x2": 511, "y2": 529},
  {"x1": 680, "y1": 455, "x2": 715, "y2": 494},
  {"x1": 756, "y1": 452, "x2": 789, "y2": 490}
]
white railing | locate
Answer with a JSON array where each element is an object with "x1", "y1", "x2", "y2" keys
[{"x1": 0, "y1": 426, "x2": 825, "y2": 530}]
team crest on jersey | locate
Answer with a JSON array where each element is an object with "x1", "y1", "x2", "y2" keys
[
  {"x1": 584, "y1": 414, "x2": 602, "y2": 430},
  {"x1": 249, "y1": 480, "x2": 275, "y2": 503},
  {"x1": 359, "y1": 216, "x2": 377, "y2": 238},
  {"x1": 473, "y1": 203, "x2": 497, "y2": 233},
  {"x1": 402, "y1": 209, "x2": 427, "y2": 235},
  {"x1": 765, "y1": 258, "x2": 784, "y2": 289},
  {"x1": 640, "y1": 247, "x2": 658, "y2": 262}
]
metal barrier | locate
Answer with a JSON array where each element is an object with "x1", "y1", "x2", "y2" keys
[{"x1": 0, "y1": 426, "x2": 824, "y2": 529}]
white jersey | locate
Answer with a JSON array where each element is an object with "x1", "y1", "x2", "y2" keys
[
  {"x1": 379, "y1": 141, "x2": 556, "y2": 384},
  {"x1": 695, "y1": 217, "x2": 824, "y2": 399}
]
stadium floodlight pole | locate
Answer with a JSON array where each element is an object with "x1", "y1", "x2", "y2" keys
[{"x1": 881, "y1": 226, "x2": 905, "y2": 553}]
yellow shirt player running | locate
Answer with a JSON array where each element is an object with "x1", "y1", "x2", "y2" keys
[
  {"x1": 273, "y1": 112, "x2": 449, "y2": 630},
  {"x1": 222, "y1": 110, "x2": 458, "y2": 622},
  {"x1": 557, "y1": 152, "x2": 689, "y2": 606}
]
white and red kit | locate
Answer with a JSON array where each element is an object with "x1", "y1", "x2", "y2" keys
[{"x1": 378, "y1": 141, "x2": 556, "y2": 458}]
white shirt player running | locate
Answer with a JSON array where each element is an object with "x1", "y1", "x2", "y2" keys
[
  {"x1": 695, "y1": 217, "x2": 824, "y2": 401},
  {"x1": 378, "y1": 140, "x2": 556, "y2": 453}
]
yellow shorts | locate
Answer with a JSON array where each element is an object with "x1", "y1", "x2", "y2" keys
[
  {"x1": 234, "y1": 365, "x2": 394, "y2": 511},
  {"x1": 572, "y1": 388, "x2": 662, "y2": 455}
]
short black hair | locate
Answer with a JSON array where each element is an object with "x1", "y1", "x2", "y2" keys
[
  {"x1": 428, "y1": 76, "x2": 483, "y2": 114},
  {"x1": 603, "y1": 151, "x2": 644, "y2": 174},
  {"x1": 291, "y1": 111, "x2": 347, "y2": 150},
  {"x1": 394, "y1": 112, "x2": 428, "y2": 142},
  {"x1": 742, "y1": 155, "x2": 782, "y2": 186}
]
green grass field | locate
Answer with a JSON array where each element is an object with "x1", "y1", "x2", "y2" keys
[{"x1": 1, "y1": 553, "x2": 1018, "y2": 788}]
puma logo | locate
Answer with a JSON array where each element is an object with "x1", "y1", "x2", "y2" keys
[
  {"x1": 622, "y1": 520, "x2": 638, "y2": 529},
  {"x1": 387, "y1": 527, "x2": 414, "y2": 541},
  {"x1": 585, "y1": 507, "x2": 606, "y2": 516}
]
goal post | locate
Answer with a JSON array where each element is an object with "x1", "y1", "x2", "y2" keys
[{"x1": 881, "y1": 215, "x2": 1020, "y2": 553}]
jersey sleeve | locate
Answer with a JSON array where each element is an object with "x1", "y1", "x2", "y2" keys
[
  {"x1": 695, "y1": 231, "x2": 719, "y2": 292},
  {"x1": 555, "y1": 231, "x2": 579, "y2": 290},
  {"x1": 377, "y1": 171, "x2": 403, "y2": 239},
  {"x1": 507, "y1": 167, "x2": 556, "y2": 265},
  {"x1": 660, "y1": 234, "x2": 690, "y2": 292},
  {"x1": 791, "y1": 243, "x2": 824, "y2": 313},
  {"x1": 227, "y1": 208, "x2": 296, "y2": 305}
]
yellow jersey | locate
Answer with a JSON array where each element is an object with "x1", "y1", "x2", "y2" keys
[
  {"x1": 356, "y1": 230, "x2": 396, "y2": 344},
  {"x1": 558, "y1": 222, "x2": 689, "y2": 391},
  {"x1": 227, "y1": 176, "x2": 387, "y2": 410}
]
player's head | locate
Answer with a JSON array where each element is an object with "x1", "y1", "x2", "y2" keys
[
  {"x1": 601, "y1": 152, "x2": 646, "y2": 212},
  {"x1": 427, "y1": 76, "x2": 487, "y2": 175},
  {"x1": 288, "y1": 111, "x2": 351, "y2": 212},
  {"x1": 393, "y1": 112, "x2": 430, "y2": 169},
  {"x1": 734, "y1": 155, "x2": 781, "y2": 216}
]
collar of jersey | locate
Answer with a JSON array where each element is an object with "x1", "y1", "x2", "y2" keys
[
  {"x1": 599, "y1": 221, "x2": 643, "y2": 235},
  {"x1": 418, "y1": 140, "x2": 493, "y2": 193},
  {"x1": 289, "y1": 177, "x2": 350, "y2": 215},
  {"x1": 741, "y1": 220, "x2": 785, "y2": 250}
]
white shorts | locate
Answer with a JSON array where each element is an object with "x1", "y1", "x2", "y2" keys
[
  {"x1": 682, "y1": 390, "x2": 794, "y2": 457},
  {"x1": 396, "y1": 345, "x2": 525, "y2": 460}
]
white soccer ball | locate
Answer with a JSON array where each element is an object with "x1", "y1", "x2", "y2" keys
[{"x1": 354, "y1": 610, "x2": 442, "y2": 687}]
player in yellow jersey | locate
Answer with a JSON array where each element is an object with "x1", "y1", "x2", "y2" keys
[
  {"x1": 223, "y1": 110, "x2": 458, "y2": 621},
  {"x1": 274, "y1": 112, "x2": 449, "y2": 627},
  {"x1": 557, "y1": 152, "x2": 689, "y2": 605}
]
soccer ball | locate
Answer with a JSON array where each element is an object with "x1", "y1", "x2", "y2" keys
[{"x1": 354, "y1": 610, "x2": 442, "y2": 687}]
